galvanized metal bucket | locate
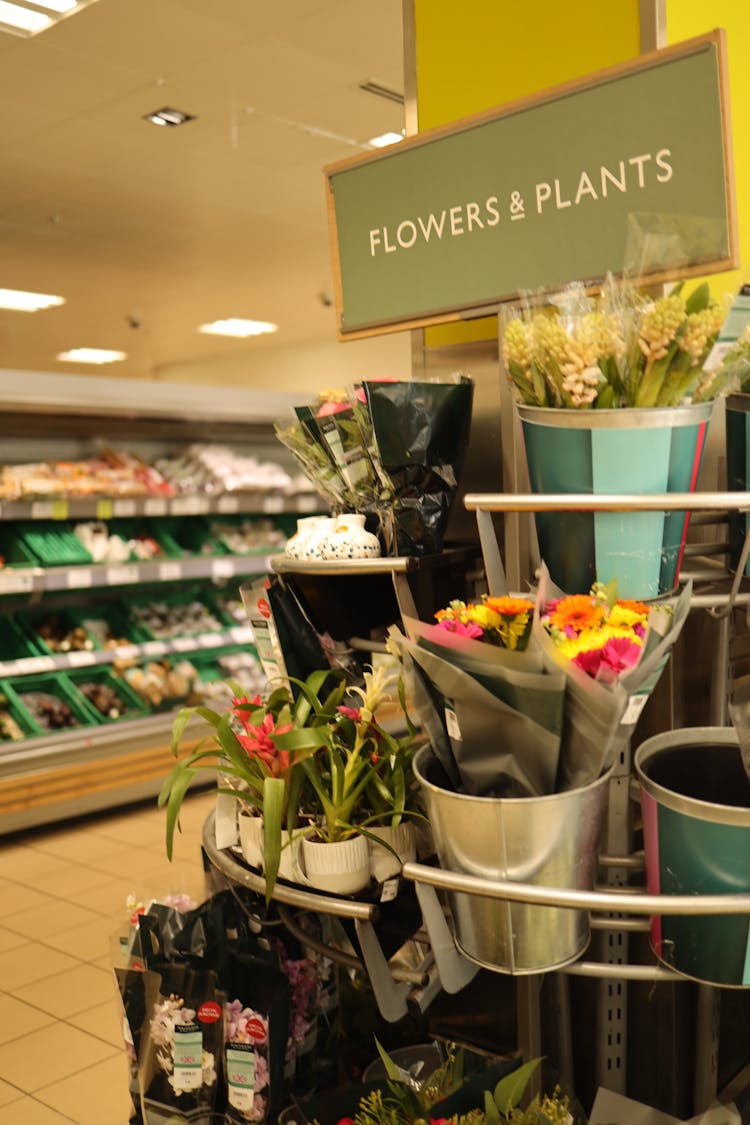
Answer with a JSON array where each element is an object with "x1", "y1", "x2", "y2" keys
[
  {"x1": 635, "y1": 727, "x2": 750, "y2": 987},
  {"x1": 413, "y1": 746, "x2": 610, "y2": 974},
  {"x1": 517, "y1": 402, "x2": 712, "y2": 599}
]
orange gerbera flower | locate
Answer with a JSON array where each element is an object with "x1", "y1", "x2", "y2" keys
[
  {"x1": 617, "y1": 599, "x2": 651, "y2": 616},
  {"x1": 484, "y1": 596, "x2": 535, "y2": 617},
  {"x1": 547, "y1": 595, "x2": 606, "y2": 633}
]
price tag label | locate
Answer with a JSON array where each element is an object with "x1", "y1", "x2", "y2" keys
[
  {"x1": 141, "y1": 641, "x2": 166, "y2": 657},
  {"x1": 621, "y1": 694, "x2": 649, "y2": 726},
  {"x1": 262, "y1": 495, "x2": 284, "y2": 514},
  {"x1": 172, "y1": 496, "x2": 209, "y2": 516},
  {"x1": 159, "y1": 562, "x2": 183, "y2": 582},
  {"x1": 0, "y1": 660, "x2": 20, "y2": 676},
  {"x1": 144, "y1": 497, "x2": 168, "y2": 517},
  {"x1": 66, "y1": 568, "x2": 93, "y2": 589},
  {"x1": 217, "y1": 495, "x2": 240, "y2": 514},
  {"x1": 66, "y1": 650, "x2": 97, "y2": 667},
  {"x1": 23, "y1": 656, "x2": 56, "y2": 674},
  {"x1": 31, "y1": 500, "x2": 61, "y2": 520},
  {"x1": 198, "y1": 633, "x2": 223, "y2": 648},
  {"x1": 229, "y1": 627, "x2": 254, "y2": 645},
  {"x1": 0, "y1": 570, "x2": 34, "y2": 594},
  {"x1": 113, "y1": 644, "x2": 140, "y2": 661},
  {"x1": 106, "y1": 565, "x2": 140, "y2": 586},
  {"x1": 96, "y1": 499, "x2": 114, "y2": 520},
  {"x1": 171, "y1": 637, "x2": 196, "y2": 652},
  {"x1": 211, "y1": 558, "x2": 235, "y2": 579},
  {"x1": 113, "y1": 499, "x2": 137, "y2": 518}
]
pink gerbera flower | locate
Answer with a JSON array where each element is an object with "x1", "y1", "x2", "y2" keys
[{"x1": 434, "y1": 618, "x2": 483, "y2": 639}]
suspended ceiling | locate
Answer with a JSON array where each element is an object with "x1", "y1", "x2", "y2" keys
[{"x1": 0, "y1": 0, "x2": 405, "y2": 379}]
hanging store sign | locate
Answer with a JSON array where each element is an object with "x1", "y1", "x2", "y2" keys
[{"x1": 325, "y1": 30, "x2": 738, "y2": 340}]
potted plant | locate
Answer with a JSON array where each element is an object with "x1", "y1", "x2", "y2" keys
[
  {"x1": 501, "y1": 278, "x2": 725, "y2": 599},
  {"x1": 160, "y1": 669, "x2": 337, "y2": 902}
]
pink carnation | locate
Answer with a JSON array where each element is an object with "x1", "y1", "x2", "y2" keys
[{"x1": 434, "y1": 619, "x2": 483, "y2": 640}]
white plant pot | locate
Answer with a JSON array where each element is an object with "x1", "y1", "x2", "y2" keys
[
  {"x1": 238, "y1": 811, "x2": 304, "y2": 883},
  {"x1": 366, "y1": 822, "x2": 417, "y2": 882},
  {"x1": 301, "y1": 833, "x2": 371, "y2": 895},
  {"x1": 285, "y1": 515, "x2": 326, "y2": 559},
  {"x1": 318, "y1": 513, "x2": 381, "y2": 560},
  {"x1": 300, "y1": 517, "x2": 338, "y2": 560}
]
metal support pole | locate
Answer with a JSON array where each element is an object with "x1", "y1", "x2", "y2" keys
[{"x1": 694, "y1": 985, "x2": 721, "y2": 1113}]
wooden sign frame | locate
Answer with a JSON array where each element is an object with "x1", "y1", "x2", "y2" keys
[{"x1": 325, "y1": 30, "x2": 738, "y2": 341}]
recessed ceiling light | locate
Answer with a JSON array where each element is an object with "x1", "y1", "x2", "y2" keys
[
  {"x1": 0, "y1": 288, "x2": 65, "y2": 311},
  {"x1": 144, "y1": 107, "x2": 196, "y2": 128},
  {"x1": 0, "y1": 0, "x2": 98, "y2": 38},
  {"x1": 199, "y1": 319, "x2": 278, "y2": 338},
  {"x1": 57, "y1": 348, "x2": 126, "y2": 364},
  {"x1": 368, "y1": 131, "x2": 405, "y2": 149}
]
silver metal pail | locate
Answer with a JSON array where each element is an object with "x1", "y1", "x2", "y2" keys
[{"x1": 413, "y1": 746, "x2": 611, "y2": 974}]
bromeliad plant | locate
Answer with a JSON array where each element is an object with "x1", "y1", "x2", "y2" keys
[{"x1": 160, "y1": 670, "x2": 337, "y2": 902}]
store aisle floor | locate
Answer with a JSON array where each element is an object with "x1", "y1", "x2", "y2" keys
[{"x1": 0, "y1": 788, "x2": 215, "y2": 1125}]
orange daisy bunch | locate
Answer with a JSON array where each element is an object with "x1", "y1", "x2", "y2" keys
[{"x1": 546, "y1": 595, "x2": 607, "y2": 633}]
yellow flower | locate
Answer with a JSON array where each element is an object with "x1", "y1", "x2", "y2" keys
[
  {"x1": 608, "y1": 604, "x2": 648, "y2": 629},
  {"x1": 465, "y1": 604, "x2": 502, "y2": 631}
]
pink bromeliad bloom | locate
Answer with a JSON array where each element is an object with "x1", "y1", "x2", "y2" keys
[
  {"x1": 337, "y1": 705, "x2": 361, "y2": 722},
  {"x1": 434, "y1": 618, "x2": 483, "y2": 640},
  {"x1": 231, "y1": 697, "x2": 292, "y2": 777}
]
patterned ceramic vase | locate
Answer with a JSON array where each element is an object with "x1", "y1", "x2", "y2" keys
[{"x1": 318, "y1": 513, "x2": 381, "y2": 560}]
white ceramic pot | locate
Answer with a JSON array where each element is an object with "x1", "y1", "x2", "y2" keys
[
  {"x1": 300, "y1": 516, "x2": 338, "y2": 560},
  {"x1": 301, "y1": 833, "x2": 371, "y2": 895},
  {"x1": 285, "y1": 516, "x2": 326, "y2": 559},
  {"x1": 238, "y1": 811, "x2": 303, "y2": 883},
  {"x1": 366, "y1": 822, "x2": 417, "y2": 882},
  {"x1": 319, "y1": 513, "x2": 381, "y2": 560}
]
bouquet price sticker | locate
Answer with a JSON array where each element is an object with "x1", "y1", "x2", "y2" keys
[{"x1": 326, "y1": 31, "x2": 737, "y2": 338}]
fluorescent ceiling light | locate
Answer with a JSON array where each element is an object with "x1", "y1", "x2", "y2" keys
[
  {"x1": 0, "y1": 2, "x2": 51, "y2": 32},
  {"x1": 57, "y1": 348, "x2": 126, "y2": 364},
  {"x1": 0, "y1": 0, "x2": 98, "y2": 37},
  {"x1": 144, "y1": 107, "x2": 196, "y2": 128},
  {"x1": 199, "y1": 318, "x2": 278, "y2": 338},
  {"x1": 0, "y1": 288, "x2": 65, "y2": 311},
  {"x1": 368, "y1": 131, "x2": 404, "y2": 149}
]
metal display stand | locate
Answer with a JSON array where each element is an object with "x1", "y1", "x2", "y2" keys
[{"x1": 200, "y1": 491, "x2": 750, "y2": 1115}]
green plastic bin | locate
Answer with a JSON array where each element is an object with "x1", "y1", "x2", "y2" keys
[
  {"x1": 6, "y1": 673, "x2": 100, "y2": 731},
  {"x1": 67, "y1": 666, "x2": 150, "y2": 723},
  {"x1": 16, "y1": 522, "x2": 93, "y2": 566}
]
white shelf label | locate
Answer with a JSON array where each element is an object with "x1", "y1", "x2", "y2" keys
[
  {"x1": 159, "y1": 562, "x2": 183, "y2": 582},
  {"x1": 211, "y1": 558, "x2": 235, "y2": 579},
  {"x1": 66, "y1": 650, "x2": 97, "y2": 667},
  {"x1": 144, "y1": 497, "x2": 168, "y2": 517},
  {"x1": 298, "y1": 494, "x2": 321, "y2": 512},
  {"x1": 171, "y1": 637, "x2": 196, "y2": 652},
  {"x1": 217, "y1": 495, "x2": 240, "y2": 514},
  {"x1": 66, "y1": 568, "x2": 93, "y2": 589},
  {"x1": 229, "y1": 627, "x2": 254, "y2": 645},
  {"x1": 198, "y1": 633, "x2": 223, "y2": 648},
  {"x1": 172, "y1": 496, "x2": 209, "y2": 516},
  {"x1": 106, "y1": 565, "x2": 140, "y2": 586},
  {"x1": 31, "y1": 501, "x2": 56, "y2": 519},
  {"x1": 0, "y1": 570, "x2": 34, "y2": 594},
  {"x1": 262, "y1": 495, "x2": 284, "y2": 514},
  {"x1": 113, "y1": 644, "x2": 141, "y2": 661},
  {"x1": 113, "y1": 499, "x2": 137, "y2": 517},
  {"x1": 0, "y1": 660, "x2": 20, "y2": 676},
  {"x1": 22, "y1": 656, "x2": 56, "y2": 674}
]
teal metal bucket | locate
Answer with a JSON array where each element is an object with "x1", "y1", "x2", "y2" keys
[
  {"x1": 725, "y1": 393, "x2": 750, "y2": 575},
  {"x1": 635, "y1": 727, "x2": 750, "y2": 988},
  {"x1": 518, "y1": 402, "x2": 712, "y2": 599}
]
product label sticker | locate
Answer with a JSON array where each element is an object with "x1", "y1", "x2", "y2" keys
[
  {"x1": 172, "y1": 1024, "x2": 203, "y2": 1091},
  {"x1": 621, "y1": 693, "x2": 649, "y2": 726},
  {"x1": 444, "y1": 703, "x2": 462, "y2": 741},
  {"x1": 380, "y1": 877, "x2": 399, "y2": 903},
  {"x1": 217, "y1": 494, "x2": 240, "y2": 514},
  {"x1": 227, "y1": 1044, "x2": 255, "y2": 1110}
]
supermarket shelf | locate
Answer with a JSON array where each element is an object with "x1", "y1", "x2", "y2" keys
[
  {"x1": 0, "y1": 625, "x2": 255, "y2": 679},
  {"x1": 0, "y1": 551, "x2": 283, "y2": 596},
  {"x1": 0, "y1": 491, "x2": 324, "y2": 522}
]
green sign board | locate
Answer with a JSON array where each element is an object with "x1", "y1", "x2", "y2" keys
[{"x1": 325, "y1": 31, "x2": 737, "y2": 339}]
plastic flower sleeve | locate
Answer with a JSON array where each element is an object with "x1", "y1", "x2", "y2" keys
[
  {"x1": 363, "y1": 376, "x2": 474, "y2": 556},
  {"x1": 388, "y1": 626, "x2": 565, "y2": 797},
  {"x1": 273, "y1": 411, "x2": 347, "y2": 510}
]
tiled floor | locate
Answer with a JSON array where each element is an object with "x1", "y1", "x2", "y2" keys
[{"x1": 0, "y1": 788, "x2": 215, "y2": 1124}]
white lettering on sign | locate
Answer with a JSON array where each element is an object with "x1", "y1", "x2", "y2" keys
[
  {"x1": 534, "y1": 148, "x2": 673, "y2": 214},
  {"x1": 369, "y1": 195, "x2": 502, "y2": 256}
]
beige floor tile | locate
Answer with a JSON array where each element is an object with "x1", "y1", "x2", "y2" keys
[
  {"x1": 0, "y1": 994, "x2": 54, "y2": 1045},
  {"x1": 0, "y1": 926, "x2": 27, "y2": 953},
  {"x1": 81, "y1": 844, "x2": 180, "y2": 879},
  {"x1": 0, "y1": 1022, "x2": 115, "y2": 1092},
  {"x1": 95, "y1": 809, "x2": 166, "y2": 846},
  {"x1": 0, "y1": 942, "x2": 80, "y2": 989},
  {"x1": 0, "y1": 1079, "x2": 22, "y2": 1108},
  {"x1": 3, "y1": 883, "x2": 56, "y2": 918},
  {"x1": 0, "y1": 1095, "x2": 79, "y2": 1123},
  {"x1": 31, "y1": 863, "x2": 113, "y2": 901},
  {"x1": 0, "y1": 849, "x2": 73, "y2": 885},
  {"x1": 3, "y1": 899, "x2": 103, "y2": 942},
  {"x1": 66, "y1": 999, "x2": 123, "y2": 1049},
  {"x1": 36, "y1": 1052, "x2": 133, "y2": 1125},
  {"x1": 29, "y1": 829, "x2": 127, "y2": 864},
  {"x1": 41, "y1": 912, "x2": 121, "y2": 963},
  {"x1": 61, "y1": 878, "x2": 134, "y2": 918},
  {"x1": 0, "y1": 844, "x2": 33, "y2": 877},
  {"x1": 11, "y1": 963, "x2": 114, "y2": 1020}
]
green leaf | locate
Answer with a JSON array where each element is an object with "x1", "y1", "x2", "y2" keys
[
  {"x1": 685, "y1": 281, "x2": 710, "y2": 315},
  {"x1": 170, "y1": 707, "x2": 202, "y2": 755},
  {"x1": 484, "y1": 1089, "x2": 501, "y2": 1125},
  {"x1": 164, "y1": 767, "x2": 198, "y2": 860},
  {"x1": 374, "y1": 1038, "x2": 405, "y2": 1083},
  {"x1": 493, "y1": 1058, "x2": 542, "y2": 1115},
  {"x1": 261, "y1": 777, "x2": 285, "y2": 905}
]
